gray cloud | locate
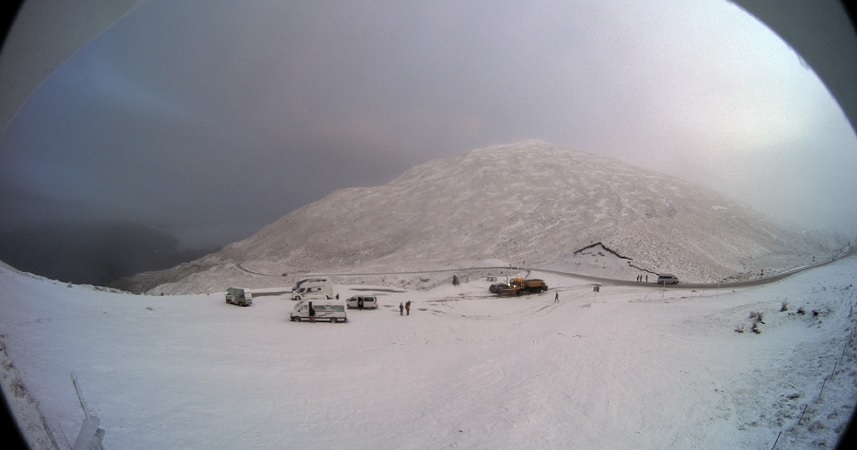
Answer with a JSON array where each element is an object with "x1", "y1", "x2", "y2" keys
[{"x1": 1, "y1": 0, "x2": 855, "y2": 252}]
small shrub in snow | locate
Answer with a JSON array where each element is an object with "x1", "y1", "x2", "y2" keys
[
  {"x1": 734, "y1": 323, "x2": 745, "y2": 333},
  {"x1": 780, "y1": 301, "x2": 788, "y2": 312},
  {"x1": 746, "y1": 310, "x2": 765, "y2": 334},
  {"x1": 749, "y1": 311, "x2": 765, "y2": 324},
  {"x1": 797, "y1": 307, "x2": 805, "y2": 315},
  {"x1": 811, "y1": 307, "x2": 831, "y2": 318},
  {"x1": 10, "y1": 378, "x2": 28, "y2": 399}
]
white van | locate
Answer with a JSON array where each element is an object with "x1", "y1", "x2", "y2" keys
[
  {"x1": 290, "y1": 281, "x2": 334, "y2": 300},
  {"x1": 290, "y1": 299, "x2": 347, "y2": 323},
  {"x1": 657, "y1": 274, "x2": 679, "y2": 285},
  {"x1": 346, "y1": 295, "x2": 378, "y2": 309}
]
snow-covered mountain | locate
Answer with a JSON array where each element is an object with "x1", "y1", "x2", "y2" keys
[{"x1": 116, "y1": 140, "x2": 833, "y2": 294}]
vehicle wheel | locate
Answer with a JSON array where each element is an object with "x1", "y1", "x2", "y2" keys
[
  {"x1": 330, "y1": 318, "x2": 337, "y2": 324},
  {"x1": 293, "y1": 317, "x2": 300, "y2": 322}
]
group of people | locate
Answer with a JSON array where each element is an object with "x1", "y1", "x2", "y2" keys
[
  {"x1": 635, "y1": 274, "x2": 648, "y2": 282},
  {"x1": 399, "y1": 301, "x2": 411, "y2": 316}
]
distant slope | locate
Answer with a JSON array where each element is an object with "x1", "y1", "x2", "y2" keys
[{"x1": 114, "y1": 140, "x2": 833, "y2": 293}]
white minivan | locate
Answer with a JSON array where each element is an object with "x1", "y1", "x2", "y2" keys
[
  {"x1": 290, "y1": 281, "x2": 334, "y2": 301},
  {"x1": 290, "y1": 299, "x2": 347, "y2": 323},
  {"x1": 346, "y1": 295, "x2": 378, "y2": 309},
  {"x1": 657, "y1": 274, "x2": 679, "y2": 285}
]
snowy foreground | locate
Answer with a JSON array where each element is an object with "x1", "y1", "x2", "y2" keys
[{"x1": 2, "y1": 258, "x2": 856, "y2": 449}]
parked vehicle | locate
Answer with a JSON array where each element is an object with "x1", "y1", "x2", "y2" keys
[
  {"x1": 489, "y1": 282, "x2": 510, "y2": 293},
  {"x1": 225, "y1": 287, "x2": 252, "y2": 306},
  {"x1": 346, "y1": 295, "x2": 378, "y2": 309},
  {"x1": 290, "y1": 299, "x2": 347, "y2": 323},
  {"x1": 498, "y1": 278, "x2": 548, "y2": 296},
  {"x1": 657, "y1": 274, "x2": 680, "y2": 285},
  {"x1": 291, "y1": 277, "x2": 329, "y2": 292},
  {"x1": 290, "y1": 280, "x2": 333, "y2": 301}
]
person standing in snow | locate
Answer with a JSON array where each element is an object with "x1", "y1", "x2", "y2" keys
[
  {"x1": 405, "y1": 301, "x2": 411, "y2": 315},
  {"x1": 399, "y1": 302, "x2": 404, "y2": 316},
  {"x1": 645, "y1": 275, "x2": 648, "y2": 283},
  {"x1": 554, "y1": 292, "x2": 559, "y2": 303},
  {"x1": 309, "y1": 304, "x2": 316, "y2": 323}
]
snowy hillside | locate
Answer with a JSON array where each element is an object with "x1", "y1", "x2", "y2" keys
[
  {"x1": 115, "y1": 141, "x2": 834, "y2": 294},
  {"x1": 2, "y1": 255, "x2": 856, "y2": 449}
]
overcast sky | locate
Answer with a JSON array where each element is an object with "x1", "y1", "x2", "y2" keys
[{"x1": 1, "y1": 0, "x2": 856, "y2": 249}]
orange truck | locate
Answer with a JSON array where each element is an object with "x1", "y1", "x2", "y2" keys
[{"x1": 498, "y1": 278, "x2": 548, "y2": 296}]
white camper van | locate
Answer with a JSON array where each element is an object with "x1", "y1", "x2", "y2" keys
[
  {"x1": 290, "y1": 280, "x2": 334, "y2": 301},
  {"x1": 290, "y1": 299, "x2": 347, "y2": 323},
  {"x1": 291, "y1": 277, "x2": 329, "y2": 292}
]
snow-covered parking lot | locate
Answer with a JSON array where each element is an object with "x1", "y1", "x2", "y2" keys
[{"x1": 2, "y1": 257, "x2": 856, "y2": 449}]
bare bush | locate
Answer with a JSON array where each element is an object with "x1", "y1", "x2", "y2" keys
[
  {"x1": 749, "y1": 311, "x2": 765, "y2": 324},
  {"x1": 746, "y1": 310, "x2": 765, "y2": 334}
]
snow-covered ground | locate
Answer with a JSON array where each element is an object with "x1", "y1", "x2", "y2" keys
[{"x1": 2, "y1": 256, "x2": 856, "y2": 449}]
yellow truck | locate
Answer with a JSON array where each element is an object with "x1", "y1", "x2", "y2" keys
[{"x1": 498, "y1": 278, "x2": 548, "y2": 296}]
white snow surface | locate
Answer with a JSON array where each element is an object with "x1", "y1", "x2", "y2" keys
[{"x1": 2, "y1": 256, "x2": 856, "y2": 449}]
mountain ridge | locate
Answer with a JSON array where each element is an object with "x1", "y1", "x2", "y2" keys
[{"x1": 113, "y1": 140, "x2": 834, "y2": 293}]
